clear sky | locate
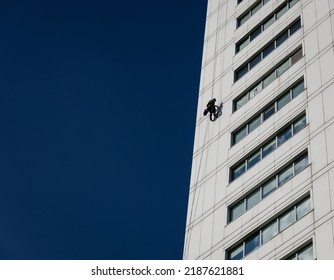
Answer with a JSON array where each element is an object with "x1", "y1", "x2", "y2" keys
[{"x1": 0, "y1": 0, "x2": 207, "y2": 259}]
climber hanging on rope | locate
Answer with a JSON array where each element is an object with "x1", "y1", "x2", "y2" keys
[{"x1": 203, "y1": 98, "x2": 220, "y2": 121}]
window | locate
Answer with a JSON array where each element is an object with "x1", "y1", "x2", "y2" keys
[
  {"x1": 245, "y1": 233, "x2": 260, "y2": 255},
  {"x1": 248, "y1": 116, "x2": 261, "y2": 133},
  {"x1": 294, "y1": 153, "x2": 308, "y2": 174},
  {"x1": 263, "y1": 71, "x2": 275, "y2": 88},
  {"x1": 262, "y1": 220, "x2": 278, "y2": 243},
  {"x1": 263, "y1": 104, "x2": 276, "y2": 120},
  {"x1": 249, "y1": 82, "x2": 262, "y2": 99},
  {"x1": 236, "y1": 64, "x2": 248, "y2": 80},
  {"x1": 237, "y1": 38, "x2": 250, "y2": 52},
  {"x1": 262, "y1": 139, "x2": 276, "y2": 157},
  {"x1": 233, "y1": 127, "x2": 247, "y2": 144},
  {"x1": 278, "y1": 166, "x2": 293, "y2": 186},
  {"x1": 279, "y1": 208, "x2": 296, "y2": 231},
  {"x1": 290, "y1": 19, "x2": 301, "y2": 35},
  {"x1": 277, "y1": 92, "x2": 291, "y2": 110},
  {"x1": 232, "y1": 163, "x2": 246, "y2": 180},
  {"x1": 276, "y1": 30, "x2": 289, "y2": 47},
  {"x1": 247, "y1": 151, "x2": 261, "y2": 169},
  {"x1": 292, "y1": 80, "x2": 305, "y2": 98},
  {"x1": 246, "y1": 189, "x2": 261, "y2": 209},
  {"x1": 293, "y1": 114, "x2": 307, "y2": 134},
  {"x1": 289, "y1": 0, "x2": 299, "y2": 8},
  {"x1": 296, "y1": 197, "x2": 311, "y2": 219},
  {"x1": 263, "y1": 15, "x2": 275, "y2": 30},
  {"x1": 235, "y1": 94, "x2": 249, "y2": 110},
  {"x1": 250, "y1": 26, "x2": 262, "y2": 40},
  {"x1": 286, "y1": 243, "x2": 314, "y2": 260},
  {"x1": 250, "y1": 54, "x2": 261, "y2": 69},
  {"x1": 276, "y1": 60, "x2": 290, "y2": 77},
  {"x1": 229, "y1": 244, "x2": 243, "y2": 260},
  {"x1": 263, "y1": 42, "x2": 275, "y2": 58},
  {"x1": 230, "y1": 200, "x2": 245, "y2": 221},
  {"x1": 291, "y1": 48, "x2": 303, "y2": 64},
  {"x1": 262, "y1": 177, "x2": 277, "y2": 197},
  {"x1": 276, "y1": 4, "x2": 288, "y2": 19},
  {"x1": 277, "y1": 126, "x2": 292, "y2": 146},
  {"x1": 297, "y1": 244, "x2": 313, "y2": 260}
]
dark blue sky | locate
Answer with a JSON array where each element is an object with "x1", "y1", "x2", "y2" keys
[{"x1": 0, "y1": 1, "x2": 207, "y2": 259}]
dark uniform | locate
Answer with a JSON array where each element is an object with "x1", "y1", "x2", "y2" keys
[{"x1": 203, "y1": 98, "x2": 216, "y2": 116}]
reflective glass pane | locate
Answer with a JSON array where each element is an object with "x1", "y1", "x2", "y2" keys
[
  {"x1": 276, "y1": 31, "x2": 289, "y2": 47},
  {"x1": 236, "y1": 64, "x2": 248, "y2": 80},
  {"x1": 235, "y1": 94, "x2": 249, "y2": 110},
  {"x1": 278, "y1": 166, "x2": 293, "y2": 186},
  {"x1": 262, "y1": 139, "x2": 276, "y2": 158},
  {"x1": 293, "y1": 115, "x2": 307, "y2": 134},
  {"x1": 249, "y1": 82, "x2": 262, "y2": 99},
  {"x1": 246, "y1": 189, "x2": 261, "y2": 209},
  {"x1": 298, "y1": 244, "x2": 313, "y2": 260},
  {"x1": 248, "y1": 116, "x2": 261, "y2": 133},
  {"x1": 229, "y1": 244, "x2": 243, "y2": 260},
  {"x1": 290, "y1": 19, "x2": 301, "y2": 35},
  {"x1": 277, "y1": 126, "x2": 292, "y2": 146},
  {"x1": 263, "y1": 15, "x2": 275, "y2": 30},
  {"x1": 263, "y1": 0, "x2": 270, "y2": 4},
  {"x1": 250, "y1": 26, "x2": 262, "y2": 41},
  {"x1": 263, "y1": 71, "x2": 275, "y2": 88},
  {"x1": 279, "y1": 208, "x2": 296, "y2": 231},
  {"x1": 292, "y1": 80, "x2": 304, "y2": 98},
  {"x1": 250, "y1": 54, "x2": 261, "y2": 69},
  {"x1": 277, "y1": 93, "x2": 291, "y2": 110},
  {"x1": 276, "y1": 5, "x2": 288, "y2": 19},
  {"x1": 263, "y1": 42, "x2": 275, "y2": 58},
  {"x1": 251, "y1": 2, "x2": 262, "y2": 15},
  {"x1": 262, "y1": 177, "x2": 277, "y2": 197},
  {"x1": 233, "y1": 126, "x2": 247, "y2": 144},
  {"x1": 247, "y1": 150, "x2": 261, "y2": 169},
  {"x1": 232, "y1": 163, "x2": 246, "y2": 181},
  {"x1": 291, "y1": 49, "x2": 303, "y2": 64},
  {"x1": 245, "y1": 234, "x2": 260, "y2": 255},
  {"x1": 230, "y1": 200, "x2": 245, "y2": 221},
  {"x1": 237, "y1": 37, "x2": 250, "y2": 52},
  {"x1": 238, "y1": 13, "x2": 251, "y2": 27},
  {"x1": 294, "y1": 154, "x2": 308, "y2": 174},
  {"x1": 288, "y1": 255, "x2": 297, "y2": 260},
  {"x1": 276, "y1": 60, "x2": 290, "y2": 77},
  {"x1": 262, "y1": 220, "x2": 278, "y2": 243},
  {"x1": 296, "y1": 197, "x2": 311, "y2": 219},
  {"x1": 263, "y1": 104, "x2": 276, "y2": 120},
  {"x1": 289, "y1": 0, "x2": 299, "y2": 8}
]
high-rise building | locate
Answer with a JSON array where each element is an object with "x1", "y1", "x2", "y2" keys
[{"x1": 184, "y1": 0, "x2": 334, "y2": 260}]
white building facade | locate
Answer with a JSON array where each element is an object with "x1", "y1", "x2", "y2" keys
[{"x1": 184, "y1": 0, "x2": 334, "y2": 260}]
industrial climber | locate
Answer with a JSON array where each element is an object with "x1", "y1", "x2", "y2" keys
[{"x1": 203, "y1": 98, "x2": 217, "y2": 121}]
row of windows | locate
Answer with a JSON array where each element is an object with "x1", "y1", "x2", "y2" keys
[
  {"x1": 229, "y1": 152, "x2": 308, "y2": 222},
  {"x1": 237, "y1": 0, "x2": 270, "y2": 28},
  {"x1": 235, "y1": 19, "x2": 301, "y2": 81},
  {"x1": 286, "y1": 242, "x2": 314, "y2": 260},
  {"x1": 233, "y1": 47, "x2": 303, "y2": 112},
  {"x1": 227, "y1": 195, "x2": 311, "y2": 260},
  {"x1": 236, "y1": 0, "x2": 300, "y2": 53},
  {"x1": 231, "y1": 113, "x2": 307, "y2": 182},
  {"x1": 232, "y1": 79, "x2": 305, "y2": 145}
]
